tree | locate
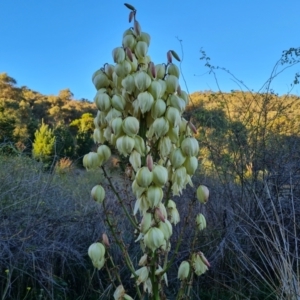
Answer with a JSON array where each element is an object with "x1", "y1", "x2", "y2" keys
[{"x1": 32, "y1": 121, "x2": 56, "y2": 166}]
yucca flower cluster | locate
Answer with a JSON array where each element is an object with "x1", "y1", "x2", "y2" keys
[{"x1": 85, "y1": 3, "x2": 210, "y2": 298}]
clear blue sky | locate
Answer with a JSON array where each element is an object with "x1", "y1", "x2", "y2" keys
[{"x1": 1, "y1": 0, "x2": 299, "y2": 101}]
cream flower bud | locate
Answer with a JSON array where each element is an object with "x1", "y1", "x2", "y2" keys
[
  {"x1": 158, "y1": 203, "x2": 168, "y2": 219},
  {"x1": 180, "y1": 90, "x2": 189, "y2": 105},
  {"x1": 136, "y1": 167, "x2": 153, "y2": 187},
  {"x1": 196, "y1": 213, "x2": 207, "y2": 231},
  {"x1": 170, "y1": 148, "x2": 186, "y2": 169},
  {"x1": 111, "y1": 117, "x2": 123, "y2": 136},
  {"x1": 159, "y1": 79, "x2": 167, "y2": 96},
  {"x1": 165, "y1": 107, "x2": 181, "y2": 127},
  {"x1": 196, "y1": 185, "x2": 209, "y2": 204},
  {"x1": 148, "y1": 81, "x2": 162, "y2": 99},
  {"x1": 138, "y1": 254, "x2": 148, "y2": 266},
  {"x1": 132, "y1": 266, "x2": 149, "y2": 285},
  {"x1": 138, "y1": 32, "x2": 151, "y2": 46},
  {"x1": 104, "y1": 64, "x2": 114, "y2": 80},
  {"x1": 137, "y1": 91, "x2": 154, "y2": 114},
  {"x1": 135, "y1": 41, "x2": 148, "y2": 59},
  {"x1": 112, "y1": 47, "x2": 125, "y2": 63},
  {"x1": 166, "y1": 75, "x2": 179, "y2": 94},
  {"x1": 92, "y1": 69, "x2": 110, "y2": 90},
  {"x1": 129, "y1": 150, "x2": 141, "y2": 171},
  {"x1": 88, "y1": 242, "x2": 106, "y2": 270},
  {"x1": 111, "y1": 94, "x2": 126, "y2": 112},
  {"x1": 155, "y1": 64, "x2": 166, "y2": 80},
  {"x1": 171, "y1": 166, "x2": 187, "y2": 196},
  {"x1": 181, "y1": 137, "x2": 199, "y2": 157},
  {"x1": 168, "y1": 207, "x2": 180, "y2": 225},
  {"x1": 116, "y1": 135, "x2": 135, "y2": 157},
  {"x1": 184, "y1": 156, "x2": 198, "y2": 175},
  {"x1": 132, "y1": 179, "x2": 146, "y2": 198},
  {"x1": 155, "y1": 207, "x2": 166, "y2": 222},
  {"x1": 122, "y1": 34, "x2": 136, "y2": 50},
  {"x1": 83, "y1": 152, "x2": 101, "y2": 169},
  {"x1": 103, "y1": 126, "x2": 112, "y2": 142},
  {"x1": 147, "y1": 186, "x2": 163, "y2": 207},
  {"x1": 93, "y1": 128, "x2": 104, "y2": 143},
  {"x1": 114, "y1": 63, "x2": 126, "y2": 78},
  {"x1": 178, "y1": 261, "x2": 190, "y2": 280},
  {"x1": 152, "y1": 117, "x2": 169, "y2": 138},
  {"x1": 135, "y1": 71, "x2": 152, "y2": 92},
  {"x1": 167, "y1": 63, "x2": 180, "y2": 78},
  {"x1": 122, "y1": 74, "x2": 136, "y2": 94},
  {"x1": 192, "y1": 253, "x2": 209, "y2": 276},
  {"x1": 113, "y1": 285, "x2": 125, "y2": 300},
  {"x1": 97, "y1": 145, "x2": 111, "y2": 163},
  {"x1": 134, "y1": 135, "x2": 146, "y2": 155},
  {"x1": 140, "y1": 212, "x2": 152, "y2": 234},
  {"x1": 151, "y1": 99, "x2": 166, "y2": 119},
  {"x1": 91, "y1": 185, "x2": 105, "y2": 203},
  {"x1": 105, "y1": 108, "x2": 122, "y2": 124},
  {"x1": 134, "y1": 194, "x2": 151, "y2": 215},
  {"x1": 122, "y1": 116, "x2": 140, "y2": 137},
  {"x1": 94, "y1": 92, "x2": 111, "y2": 112},
  {"x1": 152, "y1": 165, "x2": 168, "y2": 186},
  {"x1": 169, "y1": 94, "x2": 186, "y2": 113},
  {"x1": 167, "y1": 199, "x2": 176, "y2": 209},
  {"x1": 112, "y1": 71, "x2": 122, "y2": 89},
  {"x1": 158, "y1": 136, "x2": 172, "y2": 158},
  {"x1": 158, "y1": 219, "x2": 173, "y2": 240},
  {"x1": 144, "y1": 227, "x2": 165, "y2": 252}
]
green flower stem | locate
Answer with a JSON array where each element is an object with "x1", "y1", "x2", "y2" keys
[
  {"x1": 150, "y1": 252, "x2": 160, "y2": 300},
  {"x1": 101, "y1": 165, "x2": 139, "y2": 230},
  {"x1": 102, "y1": 199, "x2": 142, "y2": 298},
  {"x1": 105, "y1": 249, "x2": 122, "y2": 286}
]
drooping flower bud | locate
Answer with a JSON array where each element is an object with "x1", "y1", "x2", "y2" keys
[
  {"x1": 165, "y1": 75, "x2": 179, "y2": 94},
  {"x1": 151, "y1": 99, "x2": 166, "y2": 119},
  {"x1": 122, "y1": 74, "x2": 136, "y2": 94},
  {"x1": 167, "y1": 63, "x2": 180, "y2": 78},
  {"x1": 183, "y1": 156, "x2": 198, "y2": 175},
  {"x1": 140, "y1": 212, "x2": 152, "y2": 234},
  {"x1": 144, "y1": 227, "x2": 165, "y2": 252},
  {"x1": 123, "y1": 35, "x2": 136, "y2": 50},
  {"x1": 170, "y1": 148, "x2": 186, "y2": 169},
  {"x1": 155, "y1": 64, "x2": 166, "y2": 80},
  {"x1": 178, "y1": 261, "x2": 190, "y2": 280},
  {"x1": 135, "y1": 41, "x2": 148, "y2": 59},
  {"x1": 132, "y1": 266, "x2": 149, "y2": 285},
  {"x1": 136, "y1": 167, "x2": 153, "y2": 187},
  {"x1": 158, "y1": 219, "x2": 173, "y2": 240},
  {"x1": 113, "y1": 285, "x2": 125, "y2": 300},
  {"x1": 116, "y1": 135, "x2": 135, "y2": 157},
  {"x1": 181, "y1": 137, "x2": 199, "y2": 157},
  {"x1": 137, "y1": 91, "x2": 154, "y2": 114},
  {"x1": 138, "y1": 254, "x2": 148, "y2": 266},
  {"x1": 134, "y1": 135, "x2": 146, "y2": 155},
  {"x1": 196, "y1": 185, "x2": 209, "y2": 204},
  {"x1": 92, "y1": 69, "x2": 110, "y2": 90},
  {"x1": 83, "y1": 152, "x2": 101, "y2": 169},
  {"x1": 122, "y1": 116, "x2": 140, "y2": 137},
  {"x1": 129, "y1": 150, "x2": 141, "y2": 171},
  {"x1": 152, "y1": 165, "x2": 168, "y2": 186},
  {"x1": 148, "y1": 81, "x2": 162, "y2": 99},
  {"x1": 152, "y1": 117, "x2": 169, "y2": 138},
  {"x1": 138, "y1": 32, "x2": 151, "y2": 46},
  {"x1": 158, "y1": 136, "x2": 172, "y2": 158},
  {"x1": 196, "y1": 213, "x2": 207, "y2": 231},
  {"x1": 147, "y1": 186, "x2": 163, "y2": 207},
  {"x1": 135, "y1": 71, "x2": 152, "y2": 91},
  {"x1": 191, "y1": 253, "x2": 208, "y2": 276},
  {"x1": 91, "y1": 185, "x2": 106, "y2": 203},
  {"x1": 169, "y1": 94, "x2": 186, "y2": 113},
  {"x1": 165, "y1": 107, "x2": 181, "y2": 127},
  {"x1": 112, "y1": 47, "x2": 126, "y2": 63},
  {"x1": 88, "y1": 242, "x2": 106, "y2": 270},
  {"x1": 94, "y1": 92, "x2": 111, "y2": 112},
  {"x1": 97, "y1": 144, "x2": 111, "y2": 163},
  {"x1": 111, "y1": 117, "x2": 123, "y2": 136}
]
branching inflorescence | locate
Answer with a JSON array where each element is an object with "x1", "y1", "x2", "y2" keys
[{"x1": 84, "y1": 3, "x2": 210, "y2": 299}]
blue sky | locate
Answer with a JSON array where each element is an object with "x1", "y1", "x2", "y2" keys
[{"x1": 1, "y1": 0, "x2": 299, "y2": 101}]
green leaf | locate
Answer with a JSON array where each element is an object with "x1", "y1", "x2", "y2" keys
[{"x1": 124, "y1": 3, "x2": 136, "y2": 10}]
